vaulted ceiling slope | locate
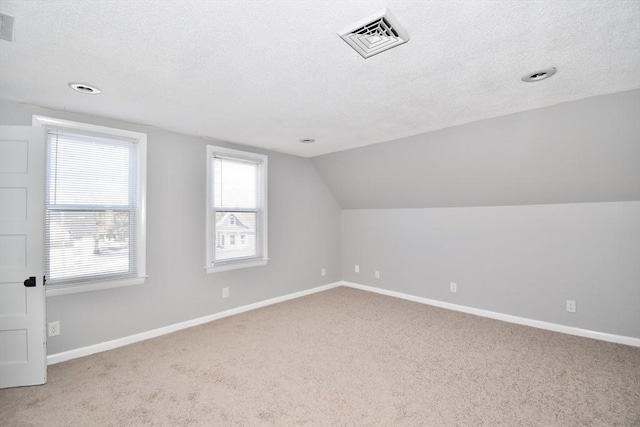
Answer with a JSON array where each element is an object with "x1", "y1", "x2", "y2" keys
[
  {"x1": 312, "y1": 90, "x2": 640, "y2": 209},
  {"x1": 0, "y1": 1, "x2": 638, "y2": 157}
]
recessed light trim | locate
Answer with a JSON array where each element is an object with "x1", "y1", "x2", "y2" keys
[
  {"x1": 68, "y1": 82, "x2": 102, "y2": 94},
  {"x1": 299, "y1": 138, "x2": 315, "y2": 144},
  {"x1": 521, "y1": 67, "x2": 557, "y2": 83}
]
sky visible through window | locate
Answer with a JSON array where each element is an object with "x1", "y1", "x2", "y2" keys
[{"x1": 213, "y1": 158, "x2": 257, "y2": 209}]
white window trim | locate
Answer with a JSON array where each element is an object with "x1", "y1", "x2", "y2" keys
[
  {"x1": 206, "y1": 145, "x2": 268, "y2": 273},
  {"x1": 44, "y1": 277, "x2": 148, "y2": 297},
  {"x1": 33, "y1": 115, "x2": 147, "y2": 295}
]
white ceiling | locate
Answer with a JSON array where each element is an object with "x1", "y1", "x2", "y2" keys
[{"x1": 1, "y1": 0, "x2": 638, "y2": 158}]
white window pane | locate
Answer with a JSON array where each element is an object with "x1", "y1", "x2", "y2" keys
[
  {"x1": 206, "y1": 145, "x2": 267, "y2": 271},
  {"x1": 214, "y1": 212, "x2": 257, "y2": 261},
  {"x1": 49, "y1": 136, "x2": 131, "y2": 206},
  {"x1": 47, "y1": 210, "x2": 131, "y2": 281},
  {"x1": 213, "y1": 158, "x2": 257, "y2": 209}
]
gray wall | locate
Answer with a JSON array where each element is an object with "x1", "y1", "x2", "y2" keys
[
  {"x1": 342, "y1": 202, "x2": 640, "y2": 338},
  {"x1": 312, "y1": 89, "x2": 640, "y2": 209},
  {"x1": 0, "y1": 99, "x2": 342, "y2": 355},
  {"x1": 316, "y1": 90, "x2": 640, "y2": 339},
  {"x1": 2, "y1": 87, "x2": 638, "y2": 352}
]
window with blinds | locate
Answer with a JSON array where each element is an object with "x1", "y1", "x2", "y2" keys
[
  {"x1": 42, "y1": 121, "x2": 147, "y2": 289},
  {"x1": 206, "y1": 145, "x2": 268, "y2": 272}
]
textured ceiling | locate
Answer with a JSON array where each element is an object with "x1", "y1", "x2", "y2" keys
[{"x1": 1, "y1": 0, "x2": 639, "y2": 157}]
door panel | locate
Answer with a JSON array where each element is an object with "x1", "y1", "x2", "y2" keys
[{"x1": 0, "y1": 126, "x2": 46, "y2": 388}]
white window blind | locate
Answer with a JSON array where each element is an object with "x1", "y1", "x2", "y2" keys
[
  {"x1": 207, "y1": 146, "x2": 268, "y2": 271},
  {"x1": 46, "y1": 129, "x2": 140, "y2": 284}
]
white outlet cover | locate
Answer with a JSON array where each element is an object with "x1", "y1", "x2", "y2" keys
[
  {"x1": 450, "y1": 282, "x2": 457, "y2": 293},
  {"x1": 321, "y1": 268, "x2": 326, "y2": 276},
  {"x1": 48, "y1": 321, "x2": 60, "y2": 337},
  {"x1": 355, "y1": 265, "x2": 359, "y2": 273},
  {"x1": 375, "y1": 271, "x2": 380, "y2": 279}
]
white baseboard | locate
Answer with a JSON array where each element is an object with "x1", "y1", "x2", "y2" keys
[
  {"x1": 48, "y1": 279, "x2": 638, "y2": 364},
  {"x1": 47, "y1": 281, "x2": 342, "y2": 365},
  {"x1": 341, "y1": 281, "x2": 640, "y2": 347}
]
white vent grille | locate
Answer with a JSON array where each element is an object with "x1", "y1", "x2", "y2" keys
[{"x1": 338, "y1": 9, "x2": 410, "y2": 59}]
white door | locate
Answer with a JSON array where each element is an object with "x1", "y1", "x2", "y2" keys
[{"x1": 0, "y1": 126, "x2": 46, "y2": 388}]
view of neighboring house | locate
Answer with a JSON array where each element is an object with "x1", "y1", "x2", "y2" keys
[
  {"x1": 48, "y1": 211, "x2": 258, "y2": 279},
  {"x1": 47, "y1": 211, "x2": 131, "y2": 281},
  {"x1": 215, "y1": 213, "x2": 256, "y2": 260}
]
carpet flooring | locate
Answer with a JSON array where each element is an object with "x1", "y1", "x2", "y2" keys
[{"x1": 1, "y1": 286, "x2": 639, "y2": 426}]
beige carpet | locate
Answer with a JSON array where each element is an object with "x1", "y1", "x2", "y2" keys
[{"x1": 1, "y1": 287, "x2": 639, "y2": 426}]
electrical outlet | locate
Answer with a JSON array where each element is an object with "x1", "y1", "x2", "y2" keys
[
  {"x1": 222, "y1": 287, "x2": 229, "y2": 298},
  {"x1": 375, "y1": 270, "x2": 380, "y2": 279},
  {"x1": 48, "y1": 321, "x2": 60, "y2": 337},
  {"x1": 321, "y1": 268, "x2": 326, "y2": 277},
  {"x1": 355, "y1": 265, "x2": 359, "y2": 273},
  {"x1": 450, "y1": 282, "x2": 457, "y2": 293},
  {"x1": 566, "y1": 300, "x2": 576, "y2": 313}
]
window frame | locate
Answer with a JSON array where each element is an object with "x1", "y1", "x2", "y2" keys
[
  {"x1": 33, "y1": 115, "x2": 147, "y2": 296},
  {"x1": 206, "y1": 145, "x2": 268, "y2": 273}
]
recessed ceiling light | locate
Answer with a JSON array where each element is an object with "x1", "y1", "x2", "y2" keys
[
  {"x1": 521, "y1": 67, "x2": 557, "y2": 83},
  {"x1": 68, "y1": 82, "x2": 102, "y2": 94},
  {"x1": 299, "y1": 138, "x2": 315, "y2": 144}
]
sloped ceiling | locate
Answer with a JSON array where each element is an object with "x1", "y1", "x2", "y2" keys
[
  {"x1": 0, "y1": 0, "x2": 639, "y2": 157},
  {"x1": 312, "y1": 90, "x2": 640, "y2": 208}
]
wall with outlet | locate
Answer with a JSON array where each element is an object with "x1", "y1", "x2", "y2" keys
[
  {"x1": 2, "y1": 89, "x2": 639, "y2": 355},
  {"x1": 320, "y1": 90, "x2": 640, "y2": 340},
  {"x1": 342, "y1": 202, "x2": 640, "y2": 338},
  {"x1": 1, "y1": 99, "x2": 342, "y2": 355}
]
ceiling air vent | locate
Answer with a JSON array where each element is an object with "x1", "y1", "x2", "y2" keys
[{"x1": 338, "y1": 9, "x2": 410, "y2": 59}]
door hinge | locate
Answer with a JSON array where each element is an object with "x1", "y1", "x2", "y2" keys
[{"x1": 43, "y1": 276, "x2": 46, "y2": 286}]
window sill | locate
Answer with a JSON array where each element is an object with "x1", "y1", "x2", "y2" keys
[
  {"x1": 45, "y1": 276, "x2": 147, "y2": 297},
  {"x1": 206, "y1": 259, "x2": 268, "y2": 274}
]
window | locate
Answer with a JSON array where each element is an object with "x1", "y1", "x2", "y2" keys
[
  {"x1": 33, "y1": 116, "x2": 147, "y2": 295},
  {"x1": 206, "y1": 145, "x2": 267, "y2": 272}
]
